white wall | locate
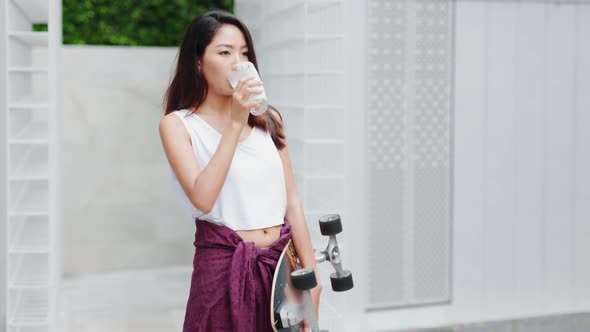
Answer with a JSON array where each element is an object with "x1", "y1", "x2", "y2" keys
[
  {"x1": 60, "y1": 46, "x2": 195, "y2": 276},
  {"x1": 369, "y1": 1, "x2": 590, "y2": 330},
  {"x1": 0, "y1": 0, "x2": 6, "y2": 326}
]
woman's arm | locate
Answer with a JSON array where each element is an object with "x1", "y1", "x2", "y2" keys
[
  {"x1": 268, "y1": 109, "x2": 324, "y2": 314},
  {"x1": 159, "y1": 113, "x2": 244, "y2": 213}
]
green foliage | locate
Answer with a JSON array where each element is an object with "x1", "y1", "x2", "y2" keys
[
  {"x1": 33, "y1": 23, "x2": 48, "y2": 31},
  {"x1": 61, "y1": 0, "x2": 234, "y2": 46}
]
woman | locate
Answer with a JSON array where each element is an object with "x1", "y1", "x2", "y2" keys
[{"x1": 158, "y1": 9, "x2": 322, "y2": 332}]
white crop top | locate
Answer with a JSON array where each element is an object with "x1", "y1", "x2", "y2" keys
[{"x1": 168, "y1": 109, "x2": 287, "y2": 231}]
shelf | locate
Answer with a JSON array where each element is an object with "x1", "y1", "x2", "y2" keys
[
  {"x1": 8, "y1": 141, "x2": 48, "y2": 146},
  {"x1": 9, "y1": 67, "x2": 49, "y2": 73},
  {"x1": 7, "y1": 253, "x2": 50, "y2": 290},
  {"x1": 9, "y1": 144, "x2": 49, "y2": 179},
  {"x1": 9, "y1": 180, "x2": 49, "y2": 216},
  {"x1": 293, "y1": 170, "x2": 345, "y2": 181},
  {"x1": 8, "y1": 31, "x2": 48, "y2": 47},
  {"x1": 6, "y1": 325, "x2": 49, "y2": 332},
  {"x1": 9, "y1": 95, "x2": 49, "y2": 109},
  {"x1": 307, "y1": 0, "x2": 343, "y2": 13},
  {"x1": 258, "y1": 34, "x2": 343, "y2": 49},
  {"x1": 304, "y1": 138, "x2": 345, "y2": 145},
  {"x1": 270, "y1": 103, "x2": 344, "y2": 110},
  {"x1": 261, "y1": 1, "x2": 304, "y2": 20},
  {"x1": 263, "y1": 70, "x2": 344, "y2": 78},
  {"x1": 8, "y1": 288, "x2": 49, "y2": 326},
  {"x1": 8, "y1": 72, "x2": 49, "y2": 107},
  {"x1": 258, "y1": 36, "x2": 304, "y2": 49},
  {"x1": 8, "y1": 253, "x2": 50, "y2": 289},
  {"x1": 9, "y1": 216, "x2": 49, "y2": 254},
  {"x1": 10, "y1": 120, "x2": 49, "y2": 144},
  {"x1": 8, "y1": 212, "x2": 49, "y2": 218},
  {"x1": 307, "y1": 33, "x2": 344, "y2": 41},
  {"x1": 11, "y1": 0, "x2": 49, "y2": 23}
]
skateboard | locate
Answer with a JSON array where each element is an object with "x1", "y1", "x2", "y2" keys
[{"x1": 270, "y1": 214, "x2": 354, "y2": 332}]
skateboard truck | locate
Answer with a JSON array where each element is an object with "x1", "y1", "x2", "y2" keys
[
  {"x1": 291, "y1": 268, "x2": 327, "y2": 332},
  {"x1": 274, "y1": 268, "x2": 325, "y2": 331},
  {"x1": 314, "y1": 214, "x2": 354, "y2": 292},
  {"x1": 276, "y1": 300, "x2": 303, "y2": 329},
  {"x1": 286, "y1": 214, "x2": 353, "y2": 332}
]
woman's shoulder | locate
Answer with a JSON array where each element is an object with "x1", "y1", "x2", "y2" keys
[
  {"x1": 159, "y1": 110, "x2": 190, "y2": 136},
  {"x1": 166, "y1": 108, "x2": 190, "y2": 118},
  {"x1": 161, "y1": 108, "x2": 191, "y2": 124}
]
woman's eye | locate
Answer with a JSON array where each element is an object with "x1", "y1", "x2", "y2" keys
[{"x1": 219, "y1": 51, "x2": 248, "y2": 56}]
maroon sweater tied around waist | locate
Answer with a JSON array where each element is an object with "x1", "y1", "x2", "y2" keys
[{"x1": 182, "y1": 217, "x2": 292, "y2": 332}]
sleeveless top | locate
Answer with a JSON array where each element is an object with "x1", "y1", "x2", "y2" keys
[{"x1": 168, "y1": 109, "x2": 287, "y2": 231}]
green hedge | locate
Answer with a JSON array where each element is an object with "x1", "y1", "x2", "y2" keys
[{"x1": 34, "y1": 1, "x2": 233, "y2": 46}]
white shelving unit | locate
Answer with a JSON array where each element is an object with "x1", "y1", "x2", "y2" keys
[
  {"x1": 236, "y1": 1, "x2": 355, "y2": 329},
  {"x1": 240, "y1": 0, "x2": 348, "y2": 234},
  {"x1": 3, "y1": 0, "x2": 61, "y2": 331}
]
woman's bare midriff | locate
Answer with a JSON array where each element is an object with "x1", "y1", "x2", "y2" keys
[{"x1": 236, "y1": 224, "x2": 283, "y2": 248}]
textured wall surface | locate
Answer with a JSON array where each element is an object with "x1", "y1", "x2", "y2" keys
[
  {"x1": 366, "y1": 0, "x2": 454, "y2": 310},
  {"x1": 60, "y1": 46, "x2": 194, "y2": 276}
]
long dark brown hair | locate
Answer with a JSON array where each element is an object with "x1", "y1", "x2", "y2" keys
[{"x1": 163, "y1": 10, "x2": 286, "y2": 150}]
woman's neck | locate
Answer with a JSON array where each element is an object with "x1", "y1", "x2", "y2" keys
[{"x1": 198, "y1": 92, "x2": 233, "y2": 118}]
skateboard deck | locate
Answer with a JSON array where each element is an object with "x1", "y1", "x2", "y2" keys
[{"x1": 270, "y1": 239, "x2": 302, "y2": 331}]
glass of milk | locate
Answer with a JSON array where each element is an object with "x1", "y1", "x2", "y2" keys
[{"x1": 227, "y1": 61, "x2": 268, "y2": 116}]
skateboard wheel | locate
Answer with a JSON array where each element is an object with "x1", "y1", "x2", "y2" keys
[
  {"x1": 319, "y1": 214, "x2": 342, "y2": 235},
  {"x1": 330, "y1": 270, "x2": 353, "y2": 292},
  {"x1": 291, "y1": 268, "x2": 318, "y2": 291}
]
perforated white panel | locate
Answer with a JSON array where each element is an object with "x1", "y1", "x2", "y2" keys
[{"x1": 367, "y1": 0, "x2": 453, "y2": 310}]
